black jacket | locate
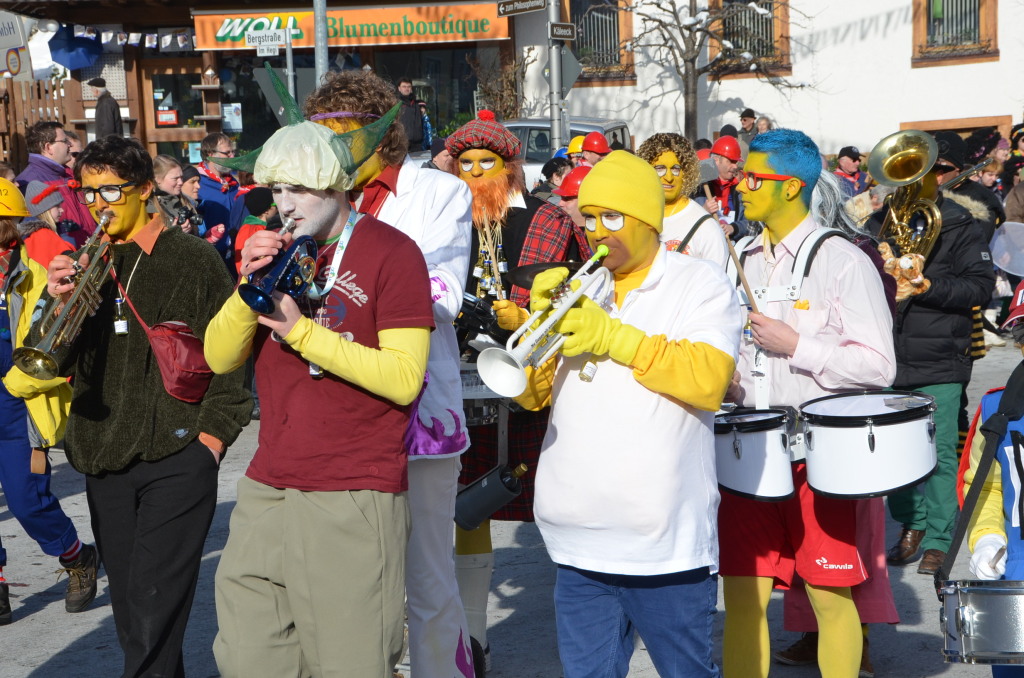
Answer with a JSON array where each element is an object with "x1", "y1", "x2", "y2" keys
[
  {"x1": 94, "y1": 90, "x2": 123, "y2": 139},
  {"x1": 398, "y1": 93, "x2": 423, "y2": 146},
  {"x1": 873, "y1": 194, "x2": 995, "y2": 388},
  {"x1": 951, "y1": 179, "x2": 1005, "y2": 243}
]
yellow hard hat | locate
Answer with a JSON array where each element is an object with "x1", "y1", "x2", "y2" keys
[
  {"x1": 0, "y1": 178, "x2": 30, "y2": 218},
  {"x1": 567, "y1": 135, "x2": 585, "y2": 155}
]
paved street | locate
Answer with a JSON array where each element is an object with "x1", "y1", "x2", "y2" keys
[{"x1": 1, "y1": 343, "x2": 1020, "y2": 677}]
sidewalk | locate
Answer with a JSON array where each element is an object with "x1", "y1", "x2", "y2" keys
[{"x1": 2, "y1": 344, "x2": 1018, "y2": 676}]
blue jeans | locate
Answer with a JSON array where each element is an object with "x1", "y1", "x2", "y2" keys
[{"x1": 554, "y1": 565, "x2": 720, "y2": 678}]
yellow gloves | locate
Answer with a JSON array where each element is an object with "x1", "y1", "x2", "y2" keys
[
  {"x1": 555, "y1": 297, "x2": 646, "y2": 365},
  {"x1": 492, "y1": 299, "x2": 530, "y2": 331},
  {"x1": 3, "y1": 367, "x2": 66, "y2": 398},
  {"x1": 530, "y1": 267, "x2": 571, "y2": 316}
]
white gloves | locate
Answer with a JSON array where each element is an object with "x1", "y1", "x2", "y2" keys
[{"x1": 969, "y1": 534, "x2": 1008, "y2": 580}]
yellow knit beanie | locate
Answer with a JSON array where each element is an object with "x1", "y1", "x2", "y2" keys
[{"x1": 577, "y1": 150, "x2": 665, "y2": 233}]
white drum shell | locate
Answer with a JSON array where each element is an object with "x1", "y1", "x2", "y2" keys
[
  {"x1": 941, "y1": 580, "x2": 1024, "y2": 665},
  {"x1": 801, "y1": 393, "x2": 937, "y2": 498},
  {"x1": 714, "y1": 414, "x2": 794, "y2": 501}
]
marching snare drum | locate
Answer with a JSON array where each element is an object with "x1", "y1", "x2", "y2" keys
[
  {"x1": 461, "y1": 362, "x2": 501, "y2": 426},
  {"x1": 940, "y1": 579, "x2": 1024, "y2": 665},
  {"x1": 799, "y1": 390, "x2": 936, "y2": 498},
  {"x1": 714, "y1": 409, "x2": 794, "y2": 501}
]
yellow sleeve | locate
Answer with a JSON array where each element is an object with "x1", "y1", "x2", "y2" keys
[
  {"x1": 513, "y1": 360, "x2": 557, "y2": 411},
  {"x1": 630, "y1": 335, "x2": 736, "y2": 412},
  {"x1": 965, "y1": 417, "x2": 1007, "y2": 550},
  {"x1": 204, "y1": 292, "x2": 259, "y2": 374},
  {"x1": 282, "y1": 320, "x2": 429, "y2": 406}
]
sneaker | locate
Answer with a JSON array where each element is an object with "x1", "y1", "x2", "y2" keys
[
  {"x1": 773, "y1": 632, "x2": 817, "y2": 666},
  {"x1": 57, "y1": 544, "x2": 98, "y2": 613},
  {"x1": 0, "y1": 582, "x2": 11, "y2": 625},
  {"x1": 469, "y1": 637, "x2": 489, "y2": 677}
]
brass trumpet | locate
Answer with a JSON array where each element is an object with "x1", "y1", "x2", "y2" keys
[
  {"x1": 867, "y1": 130, "x2": 942, "y2": 261},
  {"x1": 13, "y1": 214, "x2": 114, "y2": 380}
]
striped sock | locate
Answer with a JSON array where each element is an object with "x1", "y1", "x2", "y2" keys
[{"x1": 59, "y1": 540, "x2": 83, "y2": 564}]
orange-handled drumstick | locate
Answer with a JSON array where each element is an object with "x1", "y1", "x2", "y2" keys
[{"x1": 703, "y1": 184, "x2": 759, "y2": 314}]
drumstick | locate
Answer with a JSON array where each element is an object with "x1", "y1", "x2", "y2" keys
[
  {"x1": 703, "y1": 184, "x2": 760, "y2": 314},
  {"x1": 991, "y1": 545, "x2": 1007, "y2": 570}
]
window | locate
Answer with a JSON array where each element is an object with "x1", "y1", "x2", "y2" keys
[
  {"x1": 568, "y1": 0, "x2": 635, "y2": 84},
  {"x1": 912, "y1": 0, "x2": 998, "y2": 67},
  {"x1": 708, "y1": 0, "x2": 791, "y2": 78}
]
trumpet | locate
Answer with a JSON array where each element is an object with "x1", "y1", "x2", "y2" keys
[
  {"x1": 477, "y1": 245, "x2": 611, "y2": 398},
  {"x1": 14, "y1": 214, "x2": 113, "y2": 380},
  {"x1": 237, "y1": 222, "x2": 318, "y2": 314}
]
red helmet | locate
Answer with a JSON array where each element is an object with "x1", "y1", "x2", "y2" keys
[
  {"x1": 711, "y1": 135, "x2": 741, "y2": 162},
  {"x1": 582, "y1": 131, "x2": 611, "y2": 154},
  {"x1": 695, "y1": 148, "x2": 712, "y2": 161},
  {"x1": 553, "y1": 166, "x2": 592, "y2": 198}
]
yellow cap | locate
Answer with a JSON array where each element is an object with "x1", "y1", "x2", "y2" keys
[
  {"x1": 578, "y1": 150, "x2": 664, "y2": 233},
  {"x1": 567, "y1": 135, "x2": 585, "y2": 154},
  {"x1": 0, "y1": 177, "x2": 30, "y2": 218}
]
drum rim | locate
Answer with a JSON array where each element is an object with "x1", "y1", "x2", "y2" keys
[
  {"x1": 718, "y1": 483, "x2": 795, "y2": 503},
  {"x1": 714, "y1": 407, "x2": 789, "y2": 434},
  {"x1": 807, "y1": 464, "x2": 935, "y2": 499},
  {"x1": 800, "y1": 390, "x2": 935, "y2": 427}
]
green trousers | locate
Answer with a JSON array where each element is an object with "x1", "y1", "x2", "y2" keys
[{"x1": 887, "y1": 382, "x2": 963, "y2": 553}]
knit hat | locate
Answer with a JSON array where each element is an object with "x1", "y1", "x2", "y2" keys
[
  {"x1": 933, "y1": 131, "x2": 967, "y2": 170},
  {"x1": 244, "y1": 187, "x2": 274, "y2": 216},
  {"x1": 445, "y1": 110, "x2": 521, "y2": 160},
  {"x1": 578, "y1": 150, "x2": 664, "y2": 233},
  {"x1": 430, "y1": 137, "x2": 447, "y2": 158},
  {"x1": 181, "y1": 165, "x2": 200, "y2": 183},
  {"x1": 25, "y1": 180, "x2": 63, "y2": 217}
]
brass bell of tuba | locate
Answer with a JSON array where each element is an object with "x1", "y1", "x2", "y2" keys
[
  {"x1": 13, "y1": 214, "x2": 114, "y2": 380},
  {"x1": 866, "y1": 130, "x2": 942, "y2": 261}
]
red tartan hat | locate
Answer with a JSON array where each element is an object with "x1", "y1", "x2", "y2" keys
[{"x1": 445, "y1": 110, "x2": 522, "y2": 160}]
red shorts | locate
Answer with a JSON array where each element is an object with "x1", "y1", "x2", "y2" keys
[{"x1": 718, "y1": 464, "x2": 866, "y2": 588}]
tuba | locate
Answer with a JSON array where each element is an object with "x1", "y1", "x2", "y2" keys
[
  {"x1": 14, "y1": 214, "x2": 114, "y2": 380},
  {"x1": 867, "y1": 130, "x2": 942, "y2": 261}
]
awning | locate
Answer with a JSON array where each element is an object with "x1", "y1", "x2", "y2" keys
[{"x1": 192, "y1": 3, "x2": 509, "y2": 51}]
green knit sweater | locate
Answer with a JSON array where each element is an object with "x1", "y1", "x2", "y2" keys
[{"x1": 57, "y1": 227, "x2": 251, "y2": 474}]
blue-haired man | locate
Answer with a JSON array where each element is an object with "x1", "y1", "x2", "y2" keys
[{"x1": 717, "y1": 130, "x2": 896, "y2": 678}]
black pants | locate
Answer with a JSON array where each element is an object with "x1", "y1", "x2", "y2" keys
[{"x1": 86, "y1": 440, "x2": 219, "y2": 678}]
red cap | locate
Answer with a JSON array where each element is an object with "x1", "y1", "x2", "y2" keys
[
  {"x1": 553, "y1": 166, "x2": 592, "y2": 198},
  {"x1": 582, "y1": 131, "x2": 611, "y2": 154},
  {"x1": 1003, "y1": 281, "x2": 1024, "y2": 329},
  {"x1": 711, "y1": 135, "x2": 742, "y2": 162},
  {"x1": 696, "y1": 148, "x2": 712, "y2": 161}
]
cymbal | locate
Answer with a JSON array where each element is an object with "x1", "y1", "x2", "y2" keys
[{"x1": 506, "y1": 261, "x2": 584, "y2": 289}]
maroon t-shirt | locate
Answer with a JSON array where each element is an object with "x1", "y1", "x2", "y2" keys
[{"x1": 246, "y1": 215, "x2": 435, "y2": 493}]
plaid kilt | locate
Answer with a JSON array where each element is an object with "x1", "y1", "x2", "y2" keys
[{"x1": 459, "y1": 408, "x2": 549, "y2": 522}]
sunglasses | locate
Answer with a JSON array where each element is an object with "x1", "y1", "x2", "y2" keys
[{"x1": 740, "y1": 171, "x2": 807, "y2": 191}]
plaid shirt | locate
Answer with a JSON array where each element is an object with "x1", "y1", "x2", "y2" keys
[{"x1": 510, "y1": 201, "x2": 592, "y2": 306}]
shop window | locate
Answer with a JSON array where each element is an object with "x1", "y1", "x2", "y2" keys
[
  {"x1": 912, "y1": 0, "x2": 998, "y2": 67},
  {"x1": 708, "y1": 0, "x2": 791, "y2": 78},
  {"x1": 568, "y1": 0, "x2": 635, "y2": 85}
]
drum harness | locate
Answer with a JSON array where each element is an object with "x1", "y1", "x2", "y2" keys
[
  {"x1": 725, "y1": 228, "x2": 850, "y2": 448},
  {"x1": 936, "y1": 359, "x2": 1024, "y2": 596},
  {"x1": 672, "y1": 214, "x2": 715, "y2": 254}
]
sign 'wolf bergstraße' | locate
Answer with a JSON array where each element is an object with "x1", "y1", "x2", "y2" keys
[{"x1": 497, "y1": 0, "x2": 546, "y2": 18}]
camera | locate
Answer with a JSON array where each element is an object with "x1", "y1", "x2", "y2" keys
[
  {"x1": 174, "y1": 207, "x2": 203, "y2": 229},
  {"x1": 55, "y1": 219, "x2": 81, "y2": 236}
]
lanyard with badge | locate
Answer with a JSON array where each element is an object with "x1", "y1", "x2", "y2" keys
[{"x1": 305, "y1": 209, "x2": 359, "y2": 378}]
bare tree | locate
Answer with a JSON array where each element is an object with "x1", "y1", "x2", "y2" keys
[
  {"x1": 466, "y1": 47, "x2": 538, "y2": 121},
  {"x1": 581, "y1": 0, "x2": 807, "y2": 140}
]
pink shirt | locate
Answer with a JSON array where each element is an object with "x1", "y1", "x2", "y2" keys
[{"x1": 736, "y1": 216, "x2": 896, "y2": 408}]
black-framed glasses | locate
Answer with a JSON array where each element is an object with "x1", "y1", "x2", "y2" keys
[
  {"x1": 76, "y1": 181, "x2": 136, "y2": 205},
  {"x1": 653, "y1": 164, "x2": 683, "y2": 177},
  {"x1": 210, "y1": 149, "x2": 236, "y2": 157}
]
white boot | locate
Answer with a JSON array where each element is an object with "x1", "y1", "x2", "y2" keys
[
  {"x1": 984, "y1": 308, "x2": 1007, "y2": 347},
  {"x1": 455, "y1": 552, "x2": 493, "y2": 671}
]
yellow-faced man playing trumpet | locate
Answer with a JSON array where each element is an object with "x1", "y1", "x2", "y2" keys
[{"x1": 494, "y1": 150, "x2": 741, "y2": 678}]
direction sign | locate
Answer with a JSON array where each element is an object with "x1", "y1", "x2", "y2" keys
[
  {"x1": 257, "y1": 45, "x2": 280, "y2": 57},
  {"x1": 496, "y1": 0, "x2": 547, "y2": 19},
  {"x1": 245, "y1": 29, "x2": 287, "y2": 49},
  {"x1": 549, "y1": 22, "x2": 576, "y2": 41}
]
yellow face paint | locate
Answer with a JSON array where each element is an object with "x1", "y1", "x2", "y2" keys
[
  {"x1": 80, "y1": 168, "x2": 152, "y2": 242},
  {"x1": 458, "y1": 149, "x2": 506, "y2": 180},
  {"x1": 312, "y1": 115, "x2": 384, "y2": 190},
  {"x1": 651, "y1": 150, "x2": 685, "y2": 205},
  {"x1": 736, "y1": 151, "x2": 808, "y2": 244},
  {"x1": 581, "y1": 206, "x2": 659, "y2": 275}
]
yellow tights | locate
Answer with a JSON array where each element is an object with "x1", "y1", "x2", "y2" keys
[{"x1": 723, "y1": 576, "x2": 860, "y2": 678}]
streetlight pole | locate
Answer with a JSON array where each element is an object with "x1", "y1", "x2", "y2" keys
[
  {"x1": 548, "y1": 0, "x2": 563, "y2": 150},
  {"x1": 314, "y1": 0, "x2": 328, "y2": 86}
]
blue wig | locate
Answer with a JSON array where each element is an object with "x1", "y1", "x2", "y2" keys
[{"x1": 749, "y1": 129, "x2": 821, "y2": 205}]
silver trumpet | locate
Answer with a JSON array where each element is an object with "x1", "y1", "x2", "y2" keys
[
  {"x1": 476, "y1": 245, "x2": 610, "y2": 398},
  {"x1": 13, "y1": 214, "x2": 114, "y2": 380}
]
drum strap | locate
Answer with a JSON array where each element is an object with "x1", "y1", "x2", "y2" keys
[
  {"x1": 937, "y1": 359, "x2": 1024, "y2": 593},
  {"x1": 674, "y1": 214, "x2": 715, "y2": 254}
]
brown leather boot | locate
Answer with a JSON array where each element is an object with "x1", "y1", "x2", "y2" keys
[
  {"x1": 886, "y1": 528, "x2": 925, "y2": 565},
  {"x1": 773, "y1": 632, "x2": 817, "y2": 666},
  {"x1": 917, "y1": 548, "x2": 946, "y2": 575}
]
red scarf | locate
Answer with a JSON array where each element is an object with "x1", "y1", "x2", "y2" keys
[
  {"x1": 713, "y1": 176, "x2": 739, "y2": 215},
  {"x1": 197, "y1": 162, "x2": 239, "y2": 193}
]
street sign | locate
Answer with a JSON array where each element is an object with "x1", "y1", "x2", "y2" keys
[
  {"x1": 245, "y1": 29, "x2": 287, "y2": 49},
  {"x1": 257, "y1": 44, "x2": 280, "y2": 57},
  {"x1": 496, "y1": 0, "x2": 546, "y2": 19},
  {"x1": 560, "y1": 48, "x2": 582, "y2": 97},
  {"x1": 549, "y1": 22, "x2": 576, "y2": 41}
]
